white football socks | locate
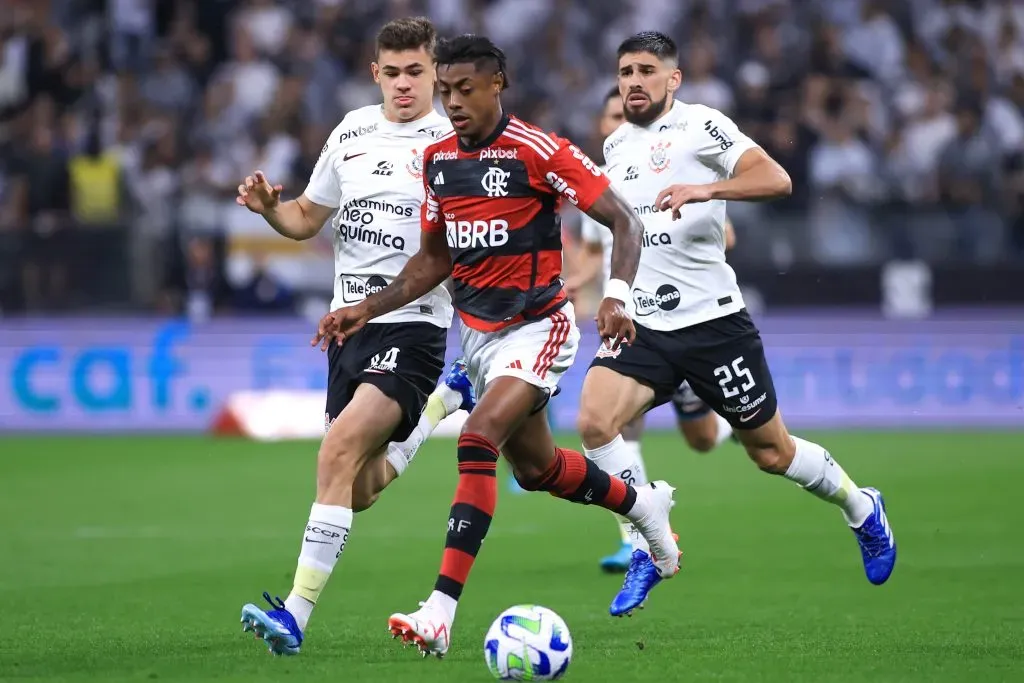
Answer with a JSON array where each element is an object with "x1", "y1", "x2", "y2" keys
[
  {"x1": 586, "y1": 435, "x2": 650, "y2": 551},
  {"x1": 784, "y1": 437, "x2": 873, "y2": 527},
  {"x1": 284, "y1": 502, "x2": 353, "y2": 631},
  {"x1": 712, "y1": 413, "x2": 733, "y2": 447},
  {"x1": 385, "y1": 383, "x2": 465, "y2": 476}
]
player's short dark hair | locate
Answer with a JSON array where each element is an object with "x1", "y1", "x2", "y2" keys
[
  {"x1": 434, "y1": 34, "x2": 510, "y2": 90},
  {"x1": 375, "y1": 17, "x2": 436, "y2": 57},
  {"x1": 617, "y1": 31, "x2": 678, "y2": 63},
  {"x1": 604, "y1": 85, "x2": 620, "y2": 102}
]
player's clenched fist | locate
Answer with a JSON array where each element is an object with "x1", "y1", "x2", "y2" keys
[
  {"x1": 595, "y1": 296, "x2": 635, "y2": 350},
  {"x1": 311, "y1": 304, "x2": 371, "y2": 351},
  {"x1": 655, "y1": 183, "x2": 714, "y2": 221},
  {"x1": 237, "y1": 170, "x2": 284, "y2": 214}
]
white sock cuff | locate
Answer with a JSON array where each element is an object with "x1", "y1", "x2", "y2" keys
[
  {"x1": 309, "y1": 502, "x2": 353, "y2": 529},
  {"x1": 385, "y1": 442, "x2": 409, "y2": 477},
  {"x1": 713, "y1": 413, "x2": 733, "y2": 447},
  {"x1": 584, "y1": 434, "x2": 626, "y2": 464}
]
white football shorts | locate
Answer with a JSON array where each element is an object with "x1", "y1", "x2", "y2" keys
[{"x1": 459, "y1": 302, "x2": 580, "y2": 398}]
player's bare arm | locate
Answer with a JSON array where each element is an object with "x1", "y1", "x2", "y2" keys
[
  {"x1": 585, "y1": 185, "x2": 643, "y2": 347},
  {"x1": 655, "y1": 148, "x2": 792, "y2": 220},
  {"x1": 237, "y1": 170, "x2": 333, "y2": 241},
  {"x1": 312, "y1": 229, "x2": 452, "y2": 350}
]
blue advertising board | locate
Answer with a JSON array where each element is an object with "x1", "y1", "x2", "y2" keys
[{"x1": 1, "y1": 312, "x2": 1022, "y2": 432}]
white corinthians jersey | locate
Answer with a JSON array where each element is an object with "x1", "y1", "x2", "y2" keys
[
  {"x1": 304, "y1": 105, "x2": 454, "y2": 327},
  {"x1": 603, "y1": 100, "x2": 757, "y2": 331}
]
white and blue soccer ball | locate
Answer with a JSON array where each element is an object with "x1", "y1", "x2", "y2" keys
[{"x1": 484, "y1": 604, "x2": 573, "y2": 681}]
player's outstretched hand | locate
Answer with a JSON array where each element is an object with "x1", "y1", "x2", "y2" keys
[
  {"x1": 311, "y1": 304, "x2": 370, "y2": 351},
  {"x1": 237, "y1": 170, "x2": 283, "y2": 214},
  {"x1": 654, "y1": 184, "x2": 714, "y2": 221},
  {"x1": 596, "y1": 297, "x2": 635, "y2": 350}
]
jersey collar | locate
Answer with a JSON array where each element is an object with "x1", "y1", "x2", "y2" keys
[{"x1": 458, "y1": 114, "x2": 510, "y2": 152}]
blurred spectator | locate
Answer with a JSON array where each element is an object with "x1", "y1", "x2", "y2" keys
[
  {"x1": 937, "y1": 98, "x2": 1006, "y2": 261},
  {"x1": 13, "y1": 121, "x2": 72, "y2": 310},
  {"x1": 162, "y1": 234, "x2": 232, "y2": 320},
  {"x1": 675, "y1": 40, "x2": 733, "y2": 114},
  {"x1": 233, "y1": 254, "x2": 296, "y2": 314}
]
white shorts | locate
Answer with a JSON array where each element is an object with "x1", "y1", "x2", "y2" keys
[{"x1": 459, "y1": 303, "x2": 580, "y2": 398}]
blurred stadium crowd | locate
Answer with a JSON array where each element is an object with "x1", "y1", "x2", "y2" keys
[{"x1": 2, "y1": 0, "x2": 1024, "y2": 316}]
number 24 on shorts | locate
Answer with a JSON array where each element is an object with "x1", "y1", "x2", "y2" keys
[{"x1": 714, "y1": 356, "x2": 756, "y2": 398}]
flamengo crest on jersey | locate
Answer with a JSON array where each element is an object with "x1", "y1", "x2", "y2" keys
[
  {"x1": 303, "y1": 104, "x2": 454, "y2": 328},
  {"x1": 601, "y1": 101, "x2": 757, "y2": 332}
]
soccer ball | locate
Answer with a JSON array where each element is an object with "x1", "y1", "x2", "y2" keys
[{"x1": 484, "y1": 604, "x2": 573, "y2": 681}]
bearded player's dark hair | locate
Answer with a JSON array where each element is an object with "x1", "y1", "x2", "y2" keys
[
  {"x1": 605, "y1": 85, "x2": 620, "y2": 102},
  {"x1": 375, "y1": 16, "x2": 437, "y2": 57},
  {"x1": 434, "y1": 34, "x2": 510, "y2": 90},
  {"x1": 617, "y1": 31, "x2": 679, "y2": 63}
]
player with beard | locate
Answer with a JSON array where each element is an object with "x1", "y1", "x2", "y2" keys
[
  {"x1": 576, "y1": 32, "x2": 897, "y2": 617},
  {"x1": 568, "y1": 86, "x2": 742, "y2": 574},
  {"x1": 316, "y1": 34, "x2": 681, "y2": 658}
]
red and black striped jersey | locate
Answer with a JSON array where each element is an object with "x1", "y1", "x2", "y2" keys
[{"x1": 421, "y1": 114, "x2": 610, "y2": 332}]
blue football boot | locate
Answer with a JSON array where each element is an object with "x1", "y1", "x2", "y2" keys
[
  {"x1": 599, "y1": 541, "x2": 633, "y2": 573},
  {"x1": 241, "y1": 592, "x2": 303, "y2": 656},
  {"x1": 444, "y1": 359, "x2": 475, "y2": 412},
  {"x1": 609, "y1": 549, "x2": 662, "y2": 617},
  {"x1": 852, "y1": 487, "x2": 897, "y2": 585}
]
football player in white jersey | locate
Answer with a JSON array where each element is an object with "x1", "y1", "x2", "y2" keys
[
  {"x1": 233, "y1": 18, "x2": 474, "y2": 656},
  {"x1": 568, "y1": 86, "x2": 740, "y2": 574},
  {"x1": 576, "y1": 32, "x2": 897, "y2": 617}
]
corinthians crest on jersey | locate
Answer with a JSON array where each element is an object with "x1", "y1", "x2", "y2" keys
[
  {"x1": 649, "y1": 140, "x2": 671, "y2": 173},
  {"x1": 407, "y1": 149, "x2": 423, "y2": 179}
]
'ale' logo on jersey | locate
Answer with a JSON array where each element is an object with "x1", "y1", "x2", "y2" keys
[{"x1": 649, "y1": 141, "x2": 671, "y2": 173}]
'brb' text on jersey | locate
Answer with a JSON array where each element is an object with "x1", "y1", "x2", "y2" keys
[
  {"x1": 304, "y1": 104, "x2": 454, "y2": 328},
  {"x1": 421, "y1": 114, "x2": 610, "y2": 332},
  {"x1": 602, "y1": 100, "x2": 757, "y2": 332}
]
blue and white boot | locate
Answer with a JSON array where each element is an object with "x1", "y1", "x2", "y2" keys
[
  {"x1": 444, "y1": 359, "x2": 475, "y2": 412},
  {"x1": 852, "y1": 487, "x2": 896, "y2": 585},
  {"x1": 241, "y1": 592, "x2": 304, "y2": 656}
]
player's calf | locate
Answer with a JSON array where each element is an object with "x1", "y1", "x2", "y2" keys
[{"x1": 734, "y1": 412, "x2": 896, "y2": 584}]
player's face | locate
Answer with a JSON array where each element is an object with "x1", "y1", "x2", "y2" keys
[
  {"x1": 437, "y1": 63, "x2": 502, "y2": 139},
  {"x1": 372, "y1": 48, "x2": 436, "y2": 122},
  {"x1": 598, "y1": 95, "x2": 626, "y2": 138},
  {"x1": 617, "y1": 52, "x2": 681, "y2": 126}
]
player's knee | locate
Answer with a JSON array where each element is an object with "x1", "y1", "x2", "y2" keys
[
  {"x1": 351, "y1": 489, "x2": 381, "y2": 513},
  {"x1": 316, "y1": 435, "x2": 363, "y2": 486},
  {"x1": 577, "y1": 407, "x2": 617, "y2": 449},
  {"x1": 744, "y1": 442, "x2": 790, "y2": 474},
  {"x1": 513, "y1": 464, "x2": 547, "y2": 491},
  {"x1": 685, "y1": 431, "x2": 717, "y2": 454}
]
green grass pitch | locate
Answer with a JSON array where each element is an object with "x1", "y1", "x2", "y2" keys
[{"x1": 1, "y1": 431, "x2": 1023, "y2": 682}]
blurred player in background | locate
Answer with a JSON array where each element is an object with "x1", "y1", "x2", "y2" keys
[
  {"x1": 316, "y1": 34, "x2": 681, "y2": 659},
  {"x1": 234, "y1": 18, "x2": 475, "y2": 656},
  {"x1": 577, "y1": 32, "x2": 897, "y2": 617},
  {"x1": 567, "y1": 90, "x2": 740, "y2": 574}
]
